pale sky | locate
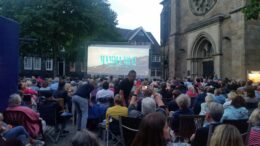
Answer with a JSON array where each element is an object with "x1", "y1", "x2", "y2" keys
[{"x1": 108, "y1": 0, "x2": 163, "y2": 44}]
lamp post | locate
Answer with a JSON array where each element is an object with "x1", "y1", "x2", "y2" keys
[{"x1": 60, "y1": 47, "x2": 66, "y2": 76}]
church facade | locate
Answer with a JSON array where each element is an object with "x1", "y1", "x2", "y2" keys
[{"x1": 161, "y1": 0, "x2": 260, "y2": 80}]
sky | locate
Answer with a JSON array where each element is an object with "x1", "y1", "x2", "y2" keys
[{"x1": 108, "y1": 0, "x2": 163, "y2": 44}]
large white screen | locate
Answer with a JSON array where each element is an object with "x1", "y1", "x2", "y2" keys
[{"x1": 87, "y1": 45, "x2": 149, "y2": 76}]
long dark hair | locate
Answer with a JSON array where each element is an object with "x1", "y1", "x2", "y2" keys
[{"x1": 131, "y1": 112, "x2": 167, "y2": 146}]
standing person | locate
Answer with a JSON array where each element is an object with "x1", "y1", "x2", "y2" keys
[
  {"x1": 72, "y1": 83, "x2": 94, "y2": 130},
  {"x1": 118, "y1": 70, "x2": 136, "y2": 106}
]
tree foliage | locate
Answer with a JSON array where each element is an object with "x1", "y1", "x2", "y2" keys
[
  {"x1": 0, "y1": 0, "x2": 120, "y2": 61},
  {"x1": 243, "y1": 0, "x2": 260, "y2": 20}
]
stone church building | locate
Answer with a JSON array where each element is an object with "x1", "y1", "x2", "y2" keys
[{"x1": 160, "y1": 0, "x2": 260, "y2": 80}]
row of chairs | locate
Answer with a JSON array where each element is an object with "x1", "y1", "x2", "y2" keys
[{"x1": 169, "y1": 115, "x2": 251, "y2": 145}]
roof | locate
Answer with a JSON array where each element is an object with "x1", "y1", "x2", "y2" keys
[{"x1": 117, "y1": 27, "x2": 159, "y2": 46}]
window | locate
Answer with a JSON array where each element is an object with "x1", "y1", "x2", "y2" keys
[
  {"x1": 33, "y1": 57, "x2": 41, "y2": 70},
  {"x1": 152, "y1": 55, "x2": 161, "y2": 62},
  {"x1": 151, "y1": 69, "x2": 162, "y2": 77},
  {"x1": 45, "y1": 59, "x2": 53, "y2": 71},
  {"x1": 24, "y1": 57, "x2": 32, "y2": 70}
]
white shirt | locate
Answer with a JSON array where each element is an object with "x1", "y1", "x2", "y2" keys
[{"x1": 96, "y1": 89, "x2": 114, "y2": 100}]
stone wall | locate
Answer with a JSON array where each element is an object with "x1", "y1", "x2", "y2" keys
[
  {"x1": 245, "y1": 19, "x2": 260, "y2": 73},
  {"x1": 167, "y1": 0, "x2": 255, "y2": 79}
]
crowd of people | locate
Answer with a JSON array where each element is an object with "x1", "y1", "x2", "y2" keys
[{"x1": 1, "y1": 70, "x2": 260, "y2": 146}]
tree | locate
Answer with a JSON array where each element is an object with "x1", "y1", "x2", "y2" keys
[
  {"x1": 243, "y1": 0, "x2": 260, "y2": 20},
  {"x1": 0, "y1": 0, "x2": 120, "y2": 62}
]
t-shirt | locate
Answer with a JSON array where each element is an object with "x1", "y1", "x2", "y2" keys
[
  {"x1": 106, "y1": 105, "x2": 128, "y2": 126},
  {"x1": 74, "y1": 84, "x2": 94, "y2": 99},
  {"x1": 118, "y1": 78, "x2": 134, "y2": 105}
]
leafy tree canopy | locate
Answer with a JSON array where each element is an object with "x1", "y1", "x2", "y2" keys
[
  {"x1": 0, "y1": 0, "x2": 121, "y2": 61},
  {"x1": 243, "y1": 0, "x2": 260, "y2": 20}
]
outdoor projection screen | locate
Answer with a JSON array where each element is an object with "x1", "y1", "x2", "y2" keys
[{"x1": 87, "y1": 45, "x2": 149, "y2": 76}]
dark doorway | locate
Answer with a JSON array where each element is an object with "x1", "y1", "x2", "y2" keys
[
  {"x1": 203, "y1": 61, "x2": 214, "y2": 78},
  {"x1": 59, "y1": 62, "x2": 64, "y2": 76}
]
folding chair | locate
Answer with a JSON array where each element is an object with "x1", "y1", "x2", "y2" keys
[
  {"x1": 119, "y1": 116, "x2": 141, "y2": 146},
  {"x1": 38, "y1": 102, "x2": 63, "y2": 143},
  {"x1": 178, "y1": 115, "x2": 205, "y2": 140},
  {"x1": 3, "y1": 110, "x2": 44, "y2": 139},
  {"x1": 106, "y1": 116, "x2": 123, "y2": 146}
]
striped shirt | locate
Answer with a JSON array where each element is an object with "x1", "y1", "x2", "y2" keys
[{"x1": 248, "y1": 127, "x2": 260, "y2": 146}]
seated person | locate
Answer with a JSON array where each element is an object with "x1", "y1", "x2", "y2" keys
[
  {"x1": 171, "y1": 94, "x2": 194, "y2": 132},
  {"x1": 106, "y1": 94, "x2": 128, "y2": 127},
  {"x1": 199, "y1": 95, "x2": 214, "y2": 115},
  {"x1": 0, "y1": 113, "x2": 44, "y2": 146},
  {"x1": 247, "y1": 102, "x2": 260, "y2": 146},
  {"x1": 128, "y1": 87, "x2": 166, "y2": 118},
  {"x1": 6, "y1": 94, "x2": 41, "y2": 138},
  {"x1": 209, "y1": 124, "x2": 244, "y2": 146},
  {"x1": 96, "y1": 81, "x2": 114, "y2": 108},
  {"x1": 167, "y1": 89, "x2": 181, "y2": 112},
  {"x1": 213, "y1": 88, "x2": 226, "y2": 104},
  {"x1": 223, "y1": 91, "x2": 237, "y2": 109},
  {"x1": 38, "y1": 91, "x2": 70, "y2": 133},
  {"x1": 131, "y1": 112, "x2": 172, "y2": 146},
  {"x1": 221, "y1": 96, "x2": 248, "y2": 122},
  {"x1": 191, "y1": 102, "x2": 224, "y2": 146}
]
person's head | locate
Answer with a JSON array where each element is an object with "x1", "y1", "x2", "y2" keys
[
  {"x1": 207, "y1": 102, "x2": 224, "y2": 122},
  {"x1": 128, "y1": 70, "x2": 136, "y2": 81},
  {"x1": 249, "y1": 102, "x2": 260, "y2": 126},
  {"x1": 102, "y1": 81, "x2": 109, "y2": 90},
  {"x1": 141, "y1": 97, "x2": 156, "y2": 115},
  {"x1": 187, "y1": 85, "x2": 195, "y2": 93},
  {"x1": 172, "y1": 89, "x2": 181, "y2": 99},
  {"x1": 214, "y1": 88, "x2": 221, "y2": 96},
  {"x1": 114, "y1": 94, "x2": 123, "y2": 106},
  {"x1": 8, "y1": 94, "x2": 22, "y2": 107},
  {"x1": 231, "y1": 96, "x2": 246, "y2": 108},
  {"x1": 143, "y1": 87, "x2": 153, "y2": 97},
  {"x1": 227, "y1": 91, "x2": 237, "y2": 101},
  {"x1": 205, "y1": 95, "x2": 214, "y2": 104},
  {"x1": 25, "y1": 80, "x2": 32, "y2": 87},
  {"x1": 132, "y1": 112, "x2": 170, "y2": 146},
  {"x1": 71, "y1": 129, "x2": 101, "y2": 146},
  {"x1": 245, "y1": 87, "x2": 255, "y2": 98},
  {"x1": 176, "y1": 94, "x2": 190, "y2": 109},
  {"x1": 210, "y1": 124, "x2": 244, "y2": 146}
]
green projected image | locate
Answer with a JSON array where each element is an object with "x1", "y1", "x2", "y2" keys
[{"x1": 100, "y1": 55, "x2": 136, "y2": 66}]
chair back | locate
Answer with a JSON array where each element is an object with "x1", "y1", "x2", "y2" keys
[
  {"x1": 38, "y1": 102, "x2": 58, "y2": 126},
  {"x1": 206, "y1": 123, "x2": 221, "y2": 146},
  {"x1": 178, "y1": 115, "x2": 205, "y2": 139},
  {"x1": 3, "y1": 110, "x2": 42, "y2": 138},
  {"x1": 223, "y1": 119, "x2": 249, "y2": 144},
  {"x1": 223, "y1": 119, "x2": 249, "y2": 134},
  {"x1": 119, "y1": 116, "x2": 141, "y2": 146},
  {"x1": 108, "y1": 116, "x2": 120, "y2": 136}
]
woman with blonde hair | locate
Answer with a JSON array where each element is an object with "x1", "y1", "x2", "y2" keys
[
  {"x1": 210, "y1": 124, "x2": 244, "y2": 146},
  {"x1": 247, "y1": 102, "x2": 260, "y2": 146},
  {"x1": 223, "y1": 91, "x2": 237, "y2": 108}
]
